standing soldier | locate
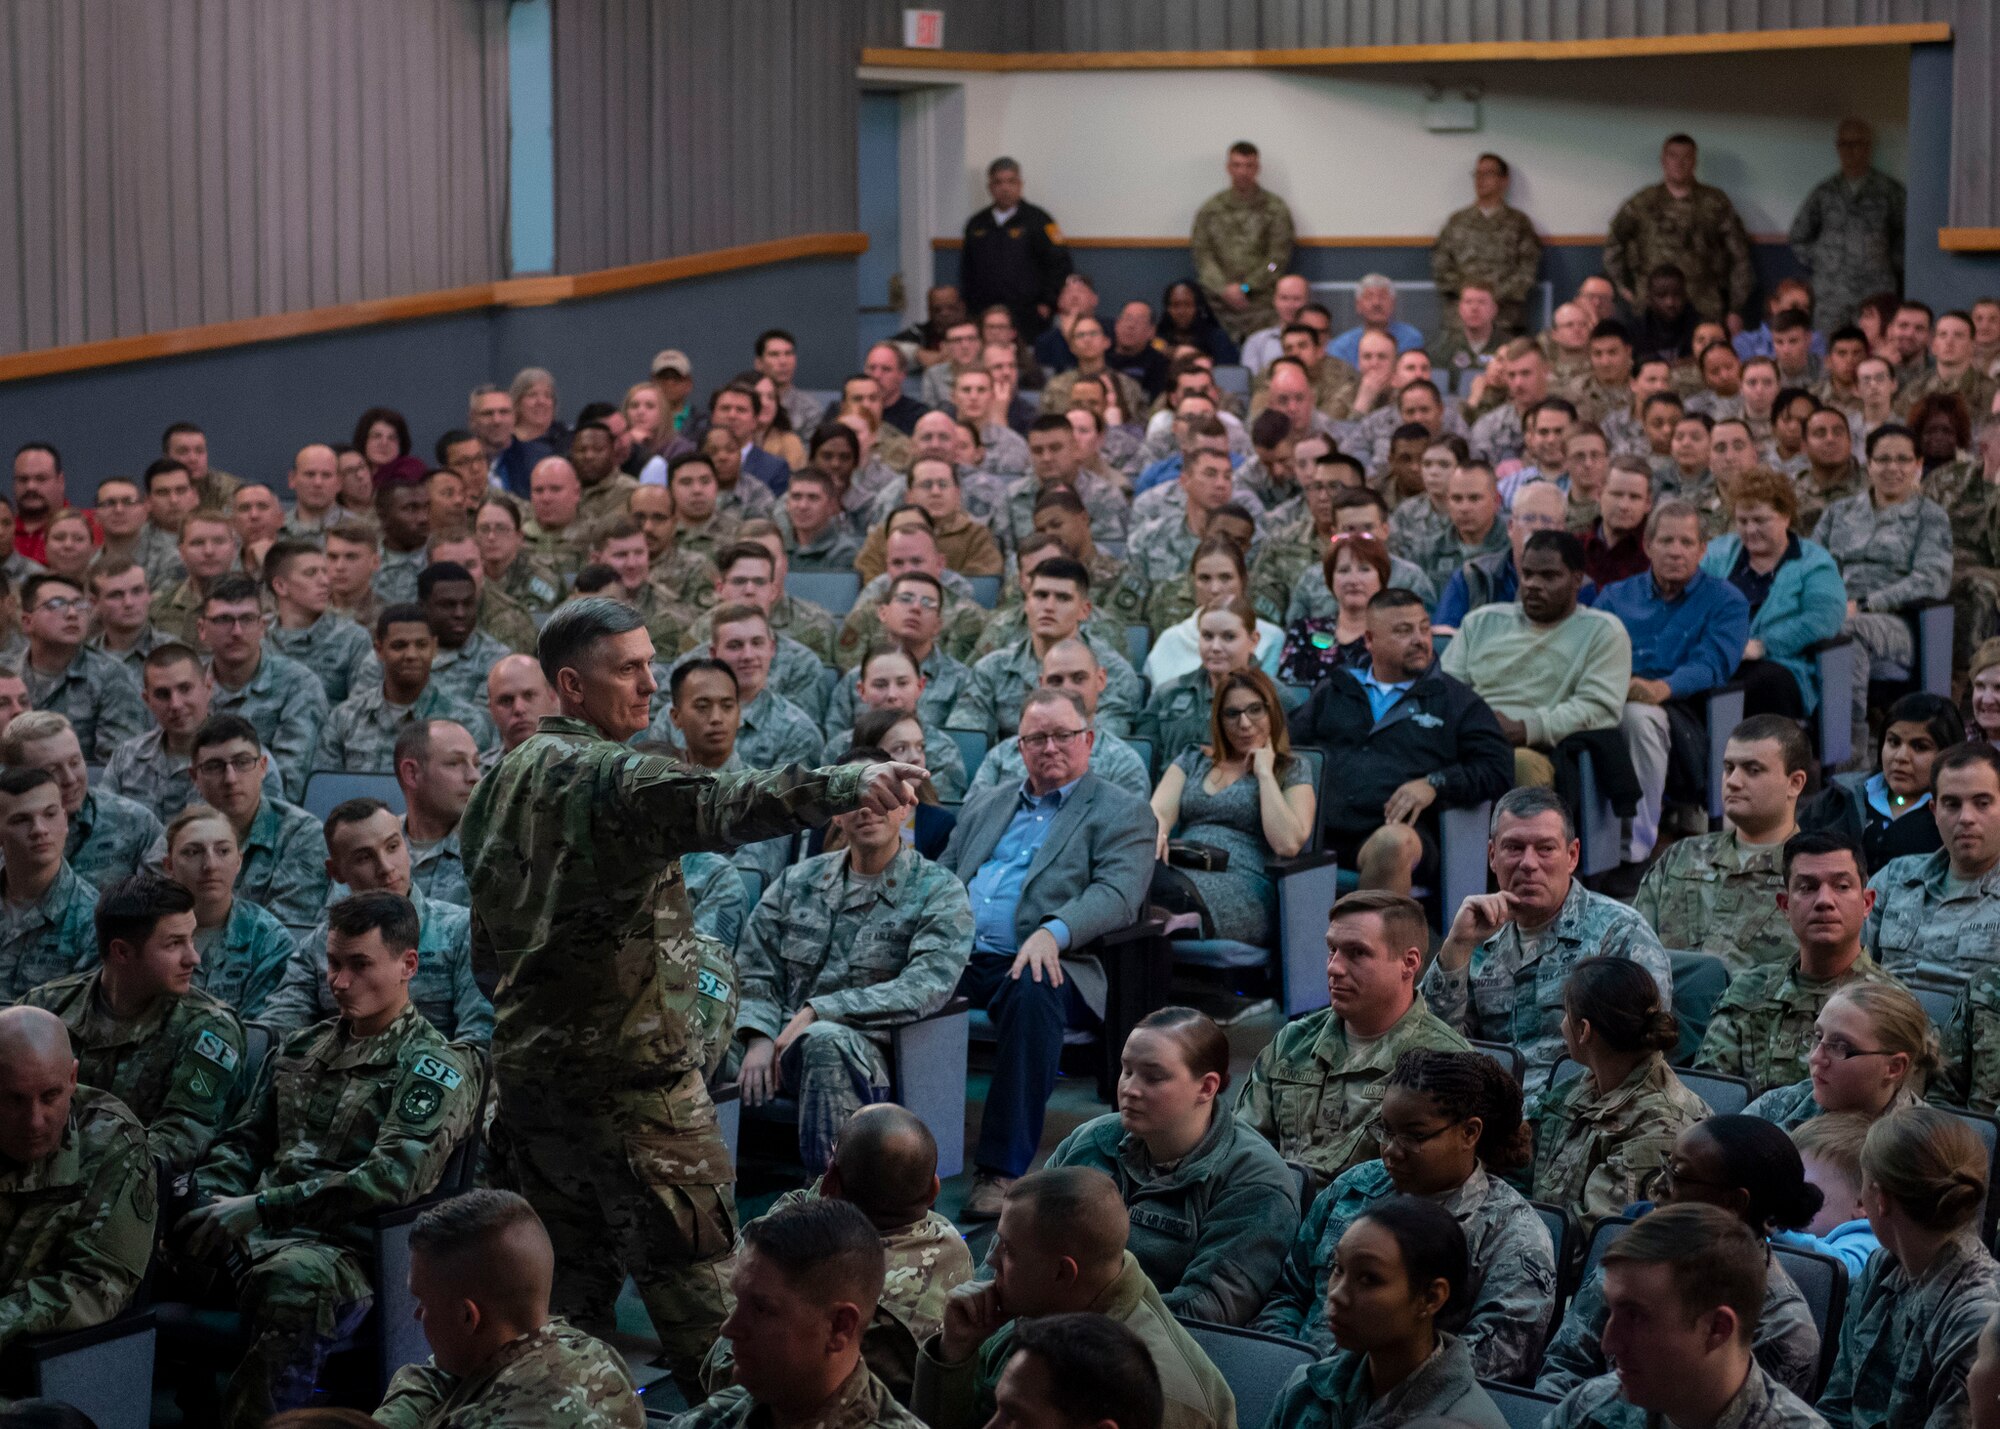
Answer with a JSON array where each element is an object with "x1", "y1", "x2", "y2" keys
[
  {"x1": 1606, "y1": 134, "x2": 1755, "y2": 332},
  {"x1": 1789, "y1": 119, "x2": 1905, "y2": 331},
  {"x1": 960, "y1": 158, "x2": 1072, "y2": 340},
  {"x1": 1192, "y1": 141, "x2": 1296, "y2": 342},
  {"x1": 458, "y1": 598, "x2": 925, "y2": 1394},
  {"x1": 1433, "y1": 153, "x2": 1544, "y2": 338}
]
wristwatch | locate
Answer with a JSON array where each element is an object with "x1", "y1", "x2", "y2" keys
[{"x1": 1426, "y1": 772, "x2": 1448, "y2": 791}]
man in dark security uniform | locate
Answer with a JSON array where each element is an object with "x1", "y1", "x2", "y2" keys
[{"x1": 961, "y1": 158, "x2": 1072, "y2": 340}]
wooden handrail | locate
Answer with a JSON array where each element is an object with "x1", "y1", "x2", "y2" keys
[
  {"x1": 931, "y1": 232, "x2": 1790, "y2": 250},
  {"x1": 0, "y1": 232, "x2": 870, "y2": 384},
  {"x1": 1939, "y1": 228, "x2": 2000, "y2": 253},
  {"x1": 861, "y1": 22, "x2": 1949, "y2": 72}
]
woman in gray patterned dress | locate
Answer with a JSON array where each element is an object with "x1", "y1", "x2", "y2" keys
[{"x1": 1146, "y1": 665, "x2": 1315, "y2": 944}]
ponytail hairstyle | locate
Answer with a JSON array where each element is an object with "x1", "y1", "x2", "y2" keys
[
  {"x1": 1387, "y1": 1049, "x2": 1529, "y2": 1175},
  {"x1": 1861, "y1": 1105, "x2": 1988, "y2": 1233},
  {"x1": 1563, "y1": 956, "x2": 1679, "y2": 1056},
  {"x1": 1690, "y1": 1116, "x2": 1825, "y2": 1235},
  {"x1": 1828, "y1": 982, "x2": 1943, "y2": 1096},
  {"x1": 1131, "y1": 1005, "x2": 1231, "y2": 1096}
]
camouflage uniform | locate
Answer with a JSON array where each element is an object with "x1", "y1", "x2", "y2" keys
[
  {"x1": 1541, "y1": 1253, "x2": 1820, "y2": 1401},
  {"x1": 1191, "y1": 185, "x2": 1296, "y2": 340},
  {"x1": 823, "y1": 724, "x2": 967, "y2": 802},
  {"x1": 494, "y1": 552, "x2": 567, "y2": 614},
  {"x1": 409, "y1": 827, "x2": 469, "y2": 909},
  {"x1": 1253, "y1": 1160, "x2": 1555, "y2": 1382},
  {"x1": 1864, "y1": 849, "x2": 2000, "y2": 983},
  {"x1": 1124, "y1": 512, "x2": 1220, "y2": 588},
  {"x1": 1917, "y1": 456, "x2": 2000, "y2": 667},
  {"x1": 210, "y1": 650, "x2": 331, "y2": 801},
  {"x1": 329, "y1": 590, "x2": 383, "y2": 638},
  {"x1": 1263, "y1": 1335, "x2": 1505, "y2": 1429},
  {"x1": 684, "y1": 850, "x2": 747, "y2": 949},
  {"x1": 781, "y1": 512, "x2": 864, "y2": 572},
  {"x1": 968, "y1": 727, "x2": 1153, "y2": 802},
  {"x1": 700, "y1": 1184, "x2": 975, "y2": 1404},
  {"x1": 648, "y1": 544, "x2": 718, "y2": 609},
  {"x1": 1818, "y1": 1230, "x2": 2000, "y2": 1429},
  {"x1": 1469, "y1": 402, "x2": 1531, "y2": 468},
  {"x1": 1432, "y1": 205, "x2": 1543, "y2": 335},
  {"x1": 419, "y1": 630, "x2": 518, "y2": 711},
  {"x1": 836, "y1": 575, "x2": 986, "y2": 671},
  {"x1": 672, "y1": 633, "x2": 830, "y2": 724},
  {"x1": 1422, "y1": 881, "x2": 1674, "y2": 1093},
  {"x1": 1413, "y1": 518, "x2": 1511, "y2": 601},
  {"x1": 315, "y1": 681, "x2": 497, "y2": 774},
  {"x1": 648, "y1": 683, "x2": 825, "y2": 771},
  {"x1": 22, "y1": 968, "x2": 245, "y2": 1173},
  {"x1": 1604, "y1": 182, "x2": 1756, "y2": 323},
  {"x1": 126, "y1": 520, "x2": 188, "y2": 590},
  {"x1": 459, "y1": 718, "x2": 871, "y2": 1388},
  {"x1": 1388, "y1": 495, "x2": 1455, "y2": 568},
  {"x1": 150, "y1": 577, "x2": 209, "y2": 646},
  {"x1": 265, "y1": 611, "x2": 374, "y2": 706},
  {"x1": 372, "y1": 546, "x2": 427, "y2": 606},
  {"x1": 0, "y1": 1086, "x2": 157, "y2": 1356},
  {"x1": 190, "y1": 1002, "x2": 479, "y2": 1427},
  {"x1": 263, "y1": 885, "x2": 493, "y2": 1042},
  {"x1": 373, "y1": 1318, "x2": 645, "y2": 1429},
  {"x1": 1042, "y1": 366, "x2": 1149, "y2": 422},
  {"x1": 1136, "y1": 670, "x2": 1219, "y2": 771},
  {"x1": 84, "y1": 623, "x2": 171, "y2": 685},
  {"x1": 1236, "y1": 997, "x2": 1471, "y2": 1192},
  {"x1": 102, "y1": 726, "x2": 280, "y2": 825},
  {"x1": 235, "y1": 796, "x2": 332, "y2": 929},
  {"x1": 0, "y1": 859, "x2": 100, "y2": 1002},
  {"x1": 478, "y1": 582, "x2": 542, "y2": 656},
  {"x1": 690, "y1": 594, "x2": 839, "y2": 668},
  {"x1": 1939, "y1": 966, "x2": 2000, "y2": 1113},
  {"x1": 1904, "y1": 369, "x2": 1997, "y2": 425},
  {"x1": 1813, "y1": 492, "x2": 1952, "y2": 699},
  {"x1": 575, "y1": 473, "x2": 640, "y2": 534},
  {"x1": 1527, "y1": 1056, "x2": 1710, "y2": 1231},
  {"x1": 1697, "y1": 953, "x2": 1899, "y2": 1096},
  {"x1": 910, "y1": 1250, "x2": 1237, "y2": 1429},
  {"x1": 1049, "y1": 1107, "x2": 1299, "y2": 1326},
  {"x1": 1631, "y1": 829, "x2": 1798, "y2": 975},
  {"x1": 995, "y1": 472, "x2": 1131, "y2": 554},
  {"x1": 277, "y1": 505, "x2": 348, "y2": 543},
  {"x1": 1549, "y1": 1364, "x2": 1824, "y2": 1429},
  {"x1": 822, "y1": 645, "x2": 973, "y2": 736},
  {"x1": 65, "y1": 787, "x2": 165, "y2": 893},
  {"x1": 678, "y1": 1362, "x2": 925, "y2": 1429},
  {"x1": 191, "y1": 896, "x2": 299, "y2": 1021},
  {"x1": 946, "y1": 634, "x2": 1141, "y2": 742},
  {"x1": 1788, "y1": 168, "x2": 1906, "y2": 331},
  {"x1": 673, "y1": 514, "x2": 743, "y2": 567},
  {"x1": 732, "y1": 846, "x2": 972, "y2": 1169},
  {"x1": 1793, "y1": 461, "x2": 1867, "y2": 538},
  {"x1": 21, "y1": 645, "x2": 146, "y2": 764}
]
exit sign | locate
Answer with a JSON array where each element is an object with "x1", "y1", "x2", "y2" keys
[{"x1": 903, "y1": 8, "x2": 944, "y2": 48}]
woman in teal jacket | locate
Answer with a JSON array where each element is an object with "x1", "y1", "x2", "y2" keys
[
  {"x1": 1047, "y1": 1005, "x2": 1301, "y2": 1325},
  {"x1": 1701, "y1": 466, "x2": 1848, "y2": 716}
]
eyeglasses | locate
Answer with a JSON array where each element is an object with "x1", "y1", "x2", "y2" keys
[
  {"x1": 195, "y1": 753, "x2": 262, "y2": 778},
  {"x1": 1221, "y1": 703, "x2": 1269, "y2": 724},
  {"x1": 31, "y1": 598, "x2": 91, "y2": 615},
  {"x1": 1018, "y1": 728, "x2": 1086, "y2": 751},
  {"x1": 890, "y1": 592, "x2": 940, "y2": 612},
  {"x1": 1809, "y1": 1029, "x2": 1892, "y2": 1062},
  {"x1": 1379, "y1": 1121, "x2": 1459, "y2": 1152},
  {"x1": 1662, "y1": 1158, "x2": 1733, "y2": 1191}
]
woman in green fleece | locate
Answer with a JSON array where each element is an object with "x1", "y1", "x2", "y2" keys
[{"x1": 1047, "y1": 1006, "x2": 1301, "y2": 1325}]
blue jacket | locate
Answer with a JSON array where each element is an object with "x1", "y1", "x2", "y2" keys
[
  {"x1": 1700, "y1": 535, "x2": 1848, "y2": 714},
  {"x1": 742, "y1": 444, "x2": 791, "y2": 496},
  {"x1": 1329, "y1": 319, "x2": 1426, "y2": 365},
  {"x1": 1594, "y1": 567, "x2": 1750, "y2": 699}
]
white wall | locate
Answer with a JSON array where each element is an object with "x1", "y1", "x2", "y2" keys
[{"x1": 880, "y1": 46, "x2": 1910, "y2": 239}]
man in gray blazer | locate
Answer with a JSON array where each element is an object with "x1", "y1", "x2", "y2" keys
[{"x1": 939, "y1": 686, "x2": 1154, "y2": 1219}]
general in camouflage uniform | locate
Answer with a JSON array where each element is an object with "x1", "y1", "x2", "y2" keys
[
  {"x1": 1549, "y1": 1363, "x2": 1825, "y2": 1429},
  {"x1": 1817, "y1": 1229, "x2": 2000, "y2": 1429},
  {"x1": 315, "y1": 681, "x2": 496, "y2": 775},
  {"x1": 1528, "y1": 1057, "x2": 1710, "y2": 1231},
  {"x1": 374, "y1": 1318, "x2": 645, "y2": 1429},
  {"x1": 1263, "y1": 1336, "x2": 1503, "y2": 1429},
  {"x1": 262, "y1": 885, "x2": 493, "y2": 1044},
  {"x1": 1422, "y1": 882, "x2": 1673, "y2": 1093},
  {"x1": 1251, "y1": 1159, "x2": 1556, "y2": 1382},
  {"x1": 1604, "y1": 179, "x2": 1755, "y2": 324},
  {"x1": 185, "y1": 1000, "x2": 479, "y2": 1426},
  {"x1": 22, "y1": 967, "x2": 245, "y2": 1173},
  {"x1": 701, "y1": 1182, "x2": 975, "y2": 1404},
  {"x1": 1696, "y1": 951, "x2": 1899, "y2": 1096},
  {"x1": 21, "y1": 644, "x2": 147, "y2": 765},
  {"x1": 459, "y1": 700, "x2": 879, "y2": 1390},
  {"x1": 209, "y1": 650, "x2": 330, "y2": 802},
  {"x1": 1788, "y1": 165, "x2": 1905, "y2": 331},
  {"x1": 266, "y1": 610, "x2": 374, "y2": 706},
  {"x1": 65, "y1": 787, "x2": 165, "y2": 894},
  {"x1": 730, "y1": 846, "x2": 972, "y2": 1170},
  {"x1": 191, "y1": 895, "x2": 299, "y2": 1023},
  {"x1": 946, "y1": 634, "x2": 1142, "y2": 742},
  {"x1": 1235, "y1": 997, "x2": 1470, "y2": 1193},
  {"x1": 1191, "y1": 181, "x2": 1295, "y2": 340},
  {"x1": 1537, "y1": 1247, "x2": 1821, "y2": 1402},
  {"x1": 0, "y1": 858, "x2": 100, "y2": 1003},
  {"x1": 1433, "y1": 203, "x2": 1543, "y2": 337},
  {"x1": 0, "y1": 1082, "x2": 157, "y2": 1358},
  {"x1": 1631, "y1": 829, "x2": 1798, "y2": 975},
  {"x1": 1864, "y1": 848, "x2": 2000, "y2": 984},
  {"x1": 235, "y1": 796, "x2": 331, "y2": 930}
]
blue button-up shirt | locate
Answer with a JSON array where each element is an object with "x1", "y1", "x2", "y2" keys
[
  {"x1": 1328, "y1": 319, "x2": 1426, "y2": 366},
  {"x1": 1592, "y1": 567, "x2": 1752, "y2": 698},
  {"x1": 967, "y1": 778, "x2": 1081, "y2": 955},
  {"x1": 1356, "y1": 670, "x2": 1416, "y2": 723}
]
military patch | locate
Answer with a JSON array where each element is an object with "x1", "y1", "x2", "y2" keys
[
  {"x1": 190, "y1": 1070, "x2": 215, "y2": 1101},
  {"x1": 697, "y1": 969, "x2": 730, "y2": 1003},
  {"x1": 411, "y1": 1054, "x2": 464, "y2": 1091},
  {"x1": 193, "y1": 1028, "x2": 240, "y2": 1072},
  {"x1": 400, "y1": 1083, "x2": 443, "y2": 1121}
]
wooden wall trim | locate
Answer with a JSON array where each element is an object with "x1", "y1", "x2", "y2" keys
[
  {"x1": 1938, "y1": 228, "x2": 2000, "y2": 253},
  {"x1": 0, "y1": 233, "x2": 871, "y2": 384},
  {"x1": 862, "y1": 22, "x2": 1949, "y2": 73},
  {"x1": 932, "y1": 233, "x2": 1791, "y2": 250}
]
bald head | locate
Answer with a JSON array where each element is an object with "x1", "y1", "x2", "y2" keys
[
  {"x1": 825, "y1": 1105, "x2": 939, "y2": 1230},
  {"x1": 0, "y1": 1006, "x2": 77, "y2": 1166}
]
